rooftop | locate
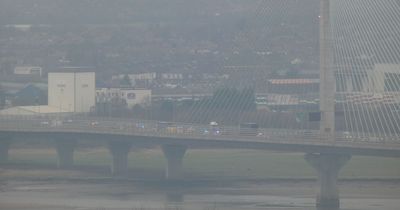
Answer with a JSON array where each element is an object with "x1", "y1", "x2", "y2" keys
[
  {"x1": 0, "y1": 105, "x2": 71, "y2": 115},
  {"x1": 268, "y1": 79, "x2": 320, "y2": 85}
]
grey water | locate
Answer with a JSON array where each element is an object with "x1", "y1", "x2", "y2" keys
[{"x1": 0, "y1": 180, "x2": 399, "y2": 210}]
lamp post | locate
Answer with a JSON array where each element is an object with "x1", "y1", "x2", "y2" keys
[{"x1": 59, "y1": 88, "x2": 64, "y2": 120}]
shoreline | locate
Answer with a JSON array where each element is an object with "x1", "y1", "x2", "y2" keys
[
  {"x1": 1, "y1": 170, "x2": 400, "y2": 210},
  {"x1": 1, "y1": 171, "x2": 400, "y2": 184}
]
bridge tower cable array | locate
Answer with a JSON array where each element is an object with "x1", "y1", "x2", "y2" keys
[{"x1": 332, "y1": 0, "x2": 400, "y2": 139}]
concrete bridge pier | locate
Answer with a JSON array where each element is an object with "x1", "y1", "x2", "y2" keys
[
  {"x1": 162, "y1": 145, "x2": 187, "y2": 180},
  {"x1": 0, "y1": 138, "x2": 11, "y2": 162},
  {"x1": 108, "y1": 141, "x2": 132, "y2": 176},
  {"x1": 305, "y1": 153, "x2": 351, "y2": 208},
  {"x1": 55, "y1": 139, "x2": 77, "y2": 168}
]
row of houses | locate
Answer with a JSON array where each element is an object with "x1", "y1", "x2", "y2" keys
[{"x1": 112, "y1": 72, "x2": 230, "y2": 81}]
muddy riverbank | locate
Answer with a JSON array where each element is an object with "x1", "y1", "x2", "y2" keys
[{"x1": 0, "y1": 179, "x2": 399, "y2": 210}]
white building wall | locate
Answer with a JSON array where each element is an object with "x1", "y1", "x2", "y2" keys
[
  {"x1": 48, "y1": 72, "x2": 95, "y2": 113},
  {"x1": 123, "y1": 89, "x2": 151, "y2": 108},
  {"x1": 75, "y1": 72, "x2": 96, "y2": 112},
  {"x1": 48, "y1": 73, "x2": 75, "y2": 112},
  {"x1": 112, "y1": 73, "x2": 156, "y2": 81}
]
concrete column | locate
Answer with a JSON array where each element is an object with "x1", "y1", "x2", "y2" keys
[
  {"x1": 108, "y1": 141, "x2": 132, "y2": 176},
  {"x1": 162, "y1": 145, "x2": 187, "y2": 180},
  {"x1": 0, "y1": 139, "x2": 11, "y2": 162},
  {"x1": 319, "y1": 0, "x2": 335, "y2": 138},
  {"x1": 166, "y1": 192, "x2": 184, "y2": 203},
  {"x1": 305, "y1": 153, "x2": 351, "y2": 208},
  {"x1": 55, "y1": 139, "x2": 77, "y2": 168}
]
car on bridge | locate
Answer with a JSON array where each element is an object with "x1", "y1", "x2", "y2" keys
[
  {"x1": 63, "y1": 119, "x2": 73, "y2": 124},
  {"x1": 239, "y1": 123, "x2": 259, "y2": 136},
  {"x1": 50, "y1": 120, "x2": 63, "y2": 127},
  {"x1": 40, "y1": 121, "x2": 49, "y2": 126},
  {"x1": 90, "y1": 121, "x2": 99, "y2": 126},
  {"x1": 207, "y1": 121, "x2": 221, "y2": 135},
  {"x1": 157, "y1": 121, "x2": 183, "y2": 134}
]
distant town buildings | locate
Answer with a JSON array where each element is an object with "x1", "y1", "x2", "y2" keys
[
  {"x1": 112, "y1": 73, "x2": 157, "y2": 87},
  {"x1": 338, "y1": 64, "x2": 400, "y2": 105},
  {"x1": 160, "y1": 73, "x2": 184, "y2": 80},
  {"x1": 336, "y1": 64, "x2": 400, "y2": 93},
  {"x1": 112, "y1": 72, "x2": 185, "y2": 85},
  {"x1": 369, "y1": 64, "x2": 400, "y2": 92},
  {"x1": 111, "y1": 72, "x2": 230, "y2": 92},
  {"x1": 13, "y1": 66, "x2": 42, "y2": 77},
  {"x1": 96, "y1": 87, "x2": 151, "y2": 109},
  {"x1": 267, "y1": 79, "x2": 319, "y2": 94}
]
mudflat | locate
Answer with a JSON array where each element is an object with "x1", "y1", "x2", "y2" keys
[{"x1": 0, "y1": 180, "x2": 399, "y2": 210}]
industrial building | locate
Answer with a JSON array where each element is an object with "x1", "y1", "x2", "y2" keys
[
  {"x1": 48, "y1": 72, "x2": 95, "y2": 113},
  {"x1": 96, "y1": 87, "x2": 151, "y2": 109},
  {"x1": 13, "y1": 66, "x2": 42, "y2": 77},
  {"x1": 0, "y1": 72, "x2": 95, "y2": 115}
]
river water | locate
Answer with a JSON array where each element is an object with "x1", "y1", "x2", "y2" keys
[{"x1": 0, "y1": 180, "x2": 399, "y2": 210}]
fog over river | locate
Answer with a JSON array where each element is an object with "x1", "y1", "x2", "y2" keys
[{"x1": 0, "y1": 180, "x2": 399, "y2": 210}]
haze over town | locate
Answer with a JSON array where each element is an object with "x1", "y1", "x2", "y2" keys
[{"x1": 0, "y1": 1, "x2": 399, "y2": 210}]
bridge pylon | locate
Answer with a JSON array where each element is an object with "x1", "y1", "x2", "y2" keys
[
  {"x1": 55, "y1": 139, "x2": 77, "y2": 169},
  {"x1": 305, "y1": 153, "x2": 351, "y2": 208},
  {"x1": 0, "y1": 137, "x2": 11, "y2": 162},
  {"x1": 108, "y1": 140, "x2": 132, "y2": 176},
  {"x1": 319, "y1": 0, "x2": 335, "y2": 139},
  {"x1": 162, "y1": 144, "x2": 187, "y2": 180}
]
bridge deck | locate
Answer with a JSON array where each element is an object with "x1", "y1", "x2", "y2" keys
[{"x1": 0, "y1": 116, "x2": 399, "y2": 157}]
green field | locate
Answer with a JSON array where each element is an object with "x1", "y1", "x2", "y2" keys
[{"x1": 6, "y1": 148, "x2": 400, "y2": 180}]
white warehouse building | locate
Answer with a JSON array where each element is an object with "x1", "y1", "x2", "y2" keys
[
  {"x1": 48, "y1": 72, "x2": 95, "y2": 113},
  {"x1": 96, "y1": 88, "x2": 151, "y2": 109}
]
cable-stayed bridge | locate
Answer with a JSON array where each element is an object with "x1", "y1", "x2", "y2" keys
[
  {"x1": 0, "y1": 114, "x2": 399, "y2": 208},
  {"x1": 0, "y1": 0, "x2": 399, "y2": 208}
]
